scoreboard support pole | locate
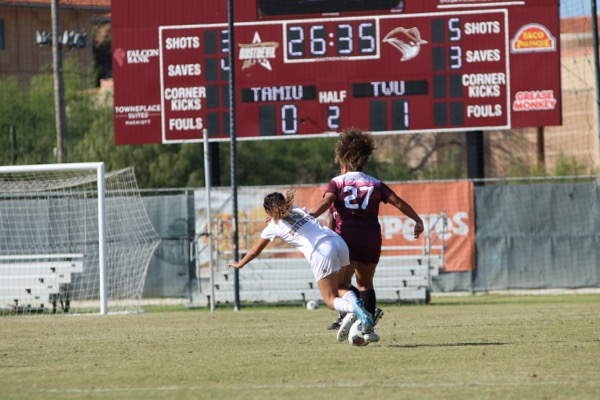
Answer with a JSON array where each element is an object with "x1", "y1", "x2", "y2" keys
[
  {"x1": 592, "y1": 0, "x2": 600, "y2": 152},
  {"x1": 467, "y1": 130, "x2": 485, "y2": 185},
  {"x1": 227, "y1": 0, "x2": 241, "y2": 312},
  {"x1": 537, "y1": 127, "x2": 545, "y2": 166},
  {"x1": 209, "y1": 142, "x2": 220, "y2": 186}
]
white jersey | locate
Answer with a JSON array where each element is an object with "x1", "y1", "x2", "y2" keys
[{"x1": 261, "y1": 206, "x2": 339, "y2": 261}]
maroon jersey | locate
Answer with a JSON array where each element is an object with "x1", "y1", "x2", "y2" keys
[{"x1": 325, "y1": 171, "x2": 394, "y2": 263}]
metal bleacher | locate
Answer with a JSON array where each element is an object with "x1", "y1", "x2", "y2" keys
[
  {"x1": 0, "y1": 254, "x2": 84, "y2": 312},
  {"x1": 197, "y1": 212, "x2": 448, "y2": 307},
  {"x1": 203, "y1": 253, "x2": 444, "y2": 305}
]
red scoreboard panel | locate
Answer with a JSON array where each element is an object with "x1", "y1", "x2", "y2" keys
[{"x1": 112, "y1": 0, "x2": 561, "y2": 144}]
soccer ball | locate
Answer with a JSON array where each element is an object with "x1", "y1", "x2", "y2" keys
[
  {"x1": 348, "y1": 320, "x2": 368, "y2": 346},
  {"x1": 306, "y1": 299, "x2": 319, "y2": 310}
]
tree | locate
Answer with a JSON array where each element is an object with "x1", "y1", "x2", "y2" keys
[
  {"x1": 1, "y1": 58, "x2": 475, "y2": 188},
  {"x1": 91, "y1": 22, "x2": 113, "y2": 86},
  {"x1": 220, "y1": 138, "x2": 340, "y2": 186},
  {"x1": 0, "y1": 74, "x2": 55, "y2": 164}
]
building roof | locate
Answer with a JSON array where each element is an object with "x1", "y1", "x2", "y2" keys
[
  {"x1": 561, "y1": 15, "x2": 599, "y2": 33},
  {"x1": 0, "y1": 0, "x2": 110, "y2": 10}
]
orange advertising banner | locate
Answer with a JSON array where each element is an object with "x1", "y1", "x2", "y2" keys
[{"x1": 293, "y1": 181, "x2": 475, "y2": 272}]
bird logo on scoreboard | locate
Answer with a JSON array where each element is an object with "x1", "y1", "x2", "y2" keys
[{"x1": 383, "y1": 27, "x2": 427, "y2": 62}]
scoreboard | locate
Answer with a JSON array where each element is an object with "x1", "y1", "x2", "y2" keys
[{"x1": 112, "y1": 0, "x2": 561, "y2": 144}]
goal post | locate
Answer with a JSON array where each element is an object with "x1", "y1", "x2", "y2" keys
[{"x1": 0, "y1": 163, "x2": 160, "y2": 315}]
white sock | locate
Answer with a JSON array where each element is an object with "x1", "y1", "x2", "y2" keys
[
  {"x1": 333, "y1": 297, "x2": 354, "y2": 313},
  {"x1": 342, "y1": 290, "x2": 358, "y2": 304}
]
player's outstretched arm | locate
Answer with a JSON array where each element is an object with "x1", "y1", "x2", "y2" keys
[
  {"x1": 309, "y1": 192, "x2": 336, "y2": 218},
  {"x1": 226, "y1": 238, "x2": 270, "y2": 269},
  {"x1": 387, "y1": 193, "x2": 424, "y2": 239}
]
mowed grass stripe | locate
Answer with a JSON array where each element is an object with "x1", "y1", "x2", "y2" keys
[{"x1": 0, "y1": 294, "x2": 598, "y2": 400}]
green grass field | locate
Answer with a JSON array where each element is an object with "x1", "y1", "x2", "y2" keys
[{"x1": 1, "y1": 294, "x2": 599, "y2": 400}]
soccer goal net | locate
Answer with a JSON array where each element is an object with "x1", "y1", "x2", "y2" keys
[{"x1": 0, "y1": 163, "x2": 160, "y2": 315}]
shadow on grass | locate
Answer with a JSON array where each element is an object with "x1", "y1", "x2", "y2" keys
[{"x1": 389, "y1": 342, "x2": 510, "y2": 348}]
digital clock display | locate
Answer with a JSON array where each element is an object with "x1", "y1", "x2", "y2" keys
[
  {"x1": 112, "y1": 1, "x2": 561, "y2": 145},
  {"x1": 284, "y1": 20, "x2": 378, "y2": 61}
]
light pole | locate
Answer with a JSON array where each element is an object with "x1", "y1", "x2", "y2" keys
[{"x1": 51, "y1": 0, "x2": 67, "y2": 163}]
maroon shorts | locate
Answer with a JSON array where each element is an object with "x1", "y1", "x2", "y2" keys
[{"x1": 340, "y1": 225, "x2": 382, "y2": 264}]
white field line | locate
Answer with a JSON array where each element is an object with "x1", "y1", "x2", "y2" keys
[{"x1": 40, "y1": 380, "x2": 599, "y2": 394}]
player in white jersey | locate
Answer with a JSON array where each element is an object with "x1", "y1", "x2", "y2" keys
[{"x1": 226, "y1": 190, "x2": 378, "y2": 342}]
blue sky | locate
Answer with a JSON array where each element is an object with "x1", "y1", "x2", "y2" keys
[{"x1": 560, "y1": 0, "x2": 592, "y2": 17}]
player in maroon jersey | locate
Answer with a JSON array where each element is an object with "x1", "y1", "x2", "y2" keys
[{"x1": 310, "y1": 128, "x2": 424, "y2": 338}]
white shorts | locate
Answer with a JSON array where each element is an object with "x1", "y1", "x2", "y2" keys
[{"x1": 309, "y1": 236, "x2": 350, "y2": 282}]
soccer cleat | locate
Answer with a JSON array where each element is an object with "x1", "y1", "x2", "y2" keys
[
  {"x1": 352, "y1": 299, "x2": 375, "y2": 333},
  {"x1": 373, "y1": 308, "x2": 384, "y2": 326},
  {"x1": 364, "y1": 331, "x2": 381, "y2": 343},
  {"x1": 327, "y1": 313, "x2": 344, "y2": 330},
  {"x1": 336, "y1": 313, "x2": 357, "y2": 342}
]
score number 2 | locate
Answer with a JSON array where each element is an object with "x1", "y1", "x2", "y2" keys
[{"x1": 328, "y1": 106, "x2": 340, "y2": 130}]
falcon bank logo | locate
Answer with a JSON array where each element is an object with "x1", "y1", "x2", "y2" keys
[
  {"x1": 113, "y1": 47, "x2": 159, "y2": 66},
  {"x1": 239, "y1": 32, "x2": 279, "y2": 71}
]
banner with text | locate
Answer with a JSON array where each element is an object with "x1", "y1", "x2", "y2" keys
[{"x1": 195, "y1": 180, "x2": 475, "y2": 272}]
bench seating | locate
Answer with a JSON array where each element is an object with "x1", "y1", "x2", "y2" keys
[
  {"x1": 204, "y1": 254, "x2": 443, "y2": 305},
  {"x1": 0, "y1": 254, "x2": 84, "y2": 311}
]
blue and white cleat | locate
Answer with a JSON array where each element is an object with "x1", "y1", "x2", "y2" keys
[
  {"x1": 363, "y1": 331, "x2": 381, "y2": 343},
  {"x1": 337, "y1": 313, "x2": 357, "y2": 342},
  {"x1": 351, "y1": 299, "x2": 375, "y2": 333},
  {"x1": 373, "y1": 308, "x2": 384, "y2": 326}
]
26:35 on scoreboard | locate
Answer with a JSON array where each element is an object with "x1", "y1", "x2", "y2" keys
[{"x1": 112, "y1": 1, "x2": 560, "y2": 144}]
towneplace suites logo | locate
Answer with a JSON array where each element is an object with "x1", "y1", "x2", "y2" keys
[{"x1": 239, "y1": 32, "x2": 279, "y2": 71}]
